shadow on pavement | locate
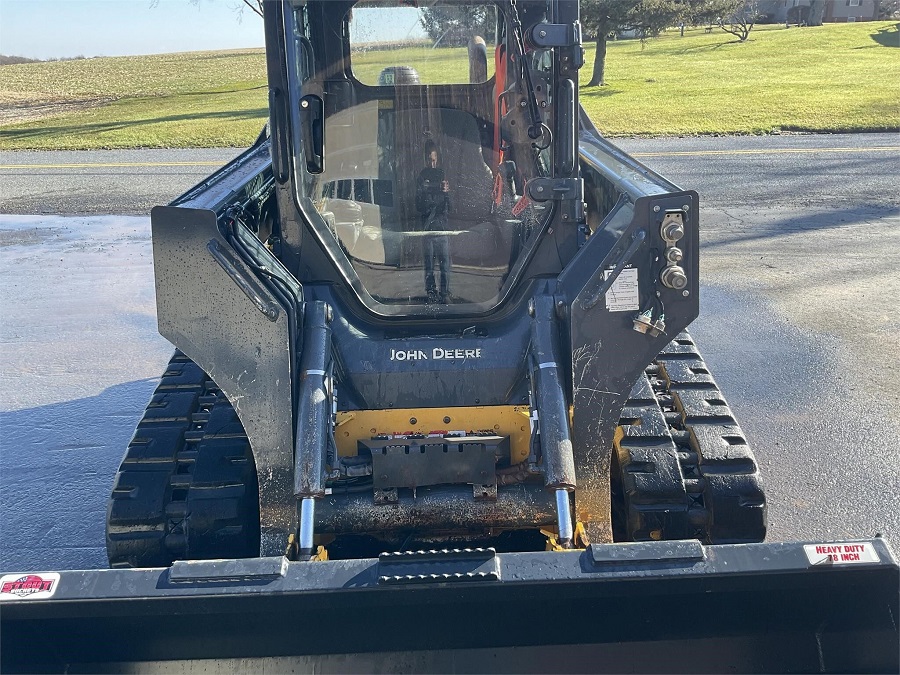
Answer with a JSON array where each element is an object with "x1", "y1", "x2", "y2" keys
[
  {"x1": 701, "y1": 204, "x2": 900, "y2": 248},
  {"x1": 0, "y1": 378, "x2": 159, "y2": 572}
]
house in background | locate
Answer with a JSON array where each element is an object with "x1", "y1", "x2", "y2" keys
[
  {"x1": 822, "y1": 0, "x2": 878, "y2": 22},
  {"x1": 760, "y1": 0, "x2": 879, "y2": 23}
]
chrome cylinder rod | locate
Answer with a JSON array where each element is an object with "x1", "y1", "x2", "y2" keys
[
  {"x1": 555, "y1": 489, "x2": 574, "y2": 546},
  {"x1": 299, "y1": 497, "x2": 316, "y2": 557}
]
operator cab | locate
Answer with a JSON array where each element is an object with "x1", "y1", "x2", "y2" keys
[{"x1": 278, "y1": 0, "x2": 557, "y2": 315}]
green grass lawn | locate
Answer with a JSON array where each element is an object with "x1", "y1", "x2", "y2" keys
[
  {"x1": 581, "y1": 22, "x2": 900, "y2": 136},
  {"x1": 350, "y1": 45, "x2": 488, "y2": 84},
  {"x1": 0, "y1": 49, "x2": 269, "y2": 149},
  {"x1": 0, "y1": 21, "x2": 897, "y2": 149}
]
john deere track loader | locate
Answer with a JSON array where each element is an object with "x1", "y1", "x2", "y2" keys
[{"x1": 2, "y1": 1, "x2": 897, "y2": 672}]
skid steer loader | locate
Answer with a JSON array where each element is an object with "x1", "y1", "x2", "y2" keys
[{"x1": 2, "y1": 1, "x2": 897, "y2": 672}]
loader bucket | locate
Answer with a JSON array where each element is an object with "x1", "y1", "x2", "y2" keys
[{"x1": 2, "y1": 539, "x2": 897, "y2": 674}]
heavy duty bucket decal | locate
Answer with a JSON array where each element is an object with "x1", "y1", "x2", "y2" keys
[
  {"x1": 0, "y1": 573, "x2": 60, "y2": 601},
  {"x1": 804, "y1": 542, "x2": 880, "y2": 565}
]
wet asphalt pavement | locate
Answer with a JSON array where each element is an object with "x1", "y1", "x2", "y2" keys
[
  {"x1": 0, "y1": 148, "x2": 243, "y2": 216},
  {"x1": 0, "y1": 134, "x2": 898, "y2": 571}
]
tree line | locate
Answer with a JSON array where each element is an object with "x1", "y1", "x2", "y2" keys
[
  {"x1": 581, "y1": 0, "x2": 773, "y2": 86},
  {"x1": 172, "y1": 0, "x2": 897, "y2": 91}
]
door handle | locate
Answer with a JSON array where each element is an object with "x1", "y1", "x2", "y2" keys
[{"x1": 300, "y1": 94, "x2": 324, "y2": 174}]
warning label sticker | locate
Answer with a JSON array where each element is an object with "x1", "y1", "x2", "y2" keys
[
  {"x1": 804, "y1": 543, "x2": 880, "y2": 566},
  {"x1": 0, "y1": 572, "x2": 61, "y2": 601},
  {"x1": 604, "y1": 267, "x2": 639, "y2": 312}
]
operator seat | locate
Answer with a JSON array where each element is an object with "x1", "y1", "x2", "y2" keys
[{"x1": 392, "y1": 107, "x2": 510, "y2": 269}]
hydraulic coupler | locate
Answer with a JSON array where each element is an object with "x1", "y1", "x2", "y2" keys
[{"x1": 293, "y1": 301, "x2": 333, "y2": 559}]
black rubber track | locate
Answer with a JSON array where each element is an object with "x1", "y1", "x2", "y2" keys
[
  {"x1": 106, "y1": 352, "x2": 260, "y2": 568},
  {"x1": 613, "y1": 331, "x2": 767, "y2": 544}
]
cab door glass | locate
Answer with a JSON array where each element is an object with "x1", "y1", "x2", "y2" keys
[{"x1": 286, "y1": 0, "x2": 554, "y2": 314}]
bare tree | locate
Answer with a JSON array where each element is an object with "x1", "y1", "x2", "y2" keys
[
  {"x1": 580, "y1": 0, "x2": 640, "y2": 87},
  {"x1": 689, "y1": 0, "x2": 742, "y2": 28},
  {"x1": 419, "y1": 4, "x2": 495, "y2": 47},
  {"x1": 629, "y1": 0, "x2": 685, "y2": 39},
  {"x1": 581, "y1": 0, "x2": 687, "y2": 87},
  {"x1": 150, "y1": 0, "x2": 263, "y2": 20},
  {"x1": 718, "y1": 0, "x2": 757, "y2": 41},
  {"x1": 877, "y1": 0, "x2": 900, "y2": 19},
  {"x1": 806, "y1": 0, "x2": 827, "y2": 26},
  {"x1": 235, "y1": 0, "x2": 264, "y2": 20}
]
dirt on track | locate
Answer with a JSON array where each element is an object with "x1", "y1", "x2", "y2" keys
[{"x1": 0, "y1": 91, "x2": 115, "y2": 126}]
